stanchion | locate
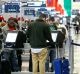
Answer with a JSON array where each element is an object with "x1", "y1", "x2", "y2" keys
[
  {"x1": 69, "y1": 39, "x2": 74, "y2": 74},
  {"x1": 68, "y1": 22, "x2": 74, "y2": 74},
  {"x1": 55, "y1": 44, "x2": 59, "y2": 58}
]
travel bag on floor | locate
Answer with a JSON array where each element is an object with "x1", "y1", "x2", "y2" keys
[
  {"x1": 53, "y1": 57, "x2": 69, "y2": 74},
  {"x1": 53, "y1": 58, "x2": 62, "y2": 74},
  {"x1": 62, "y1": 58, "x2": 69, "y2": 74}
]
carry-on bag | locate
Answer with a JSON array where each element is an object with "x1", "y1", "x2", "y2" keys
[
  {"x1": 53, "y1": 58, "x2": 62, "y2": 74},
  {"x1": 62, "y1": 58, "x2": 69, "y2": 74},
  {"x1": 53, "y1": 57, "x2": 70, "y2": 74}
]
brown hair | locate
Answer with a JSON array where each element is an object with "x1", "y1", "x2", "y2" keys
[{"x1": 39, "y1": 13, "x2": 47, "y2": 19}]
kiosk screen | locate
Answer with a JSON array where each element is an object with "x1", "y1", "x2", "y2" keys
[
  {"x1": 51, "y1": 32, "x2": 58, "y2": 42},
  {"x1": 6, "y1": 32, "x2": 18, "y2": 42}
]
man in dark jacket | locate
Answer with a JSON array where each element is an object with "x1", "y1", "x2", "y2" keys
[{"x1": 27, "y1": 14, "x2": 54, "y2": 74}]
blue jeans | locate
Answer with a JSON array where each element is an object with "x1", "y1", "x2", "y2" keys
[
  {"x1": 1, "y1": 49, "x2": 19, "y2": 72},
  {"x1": 45, "y1": 48, "x2": 56, "y2": 72},
  {"x1": 10, "y1": 50, "x2": 19, "y2": 72}
]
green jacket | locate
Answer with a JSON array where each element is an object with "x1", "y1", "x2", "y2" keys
[
  {"x1": 27, "y1": 19, "x2": 53, "y2": 48},
  {"x1": 49, "y1": 23, "x2": 57, "y2": 31}
]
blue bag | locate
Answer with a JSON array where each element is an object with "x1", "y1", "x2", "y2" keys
[
  {"x1": 53, "y1": 58, "x2": 70, "y2": 74},
  {"x1": 53, "y1": 58, "x2": 62, "y2": 74}
]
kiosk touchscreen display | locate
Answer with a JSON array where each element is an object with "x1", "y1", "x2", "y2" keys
[
  {"x1": 6, "y1": 32, "x2": 18, "y2": 43},
  {"x1": 51, "y1": 31, "x2": 58, "y2": 42}
]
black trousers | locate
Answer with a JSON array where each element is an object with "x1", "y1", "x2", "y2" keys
[{"x1": 16, "y1": 50, "x2": 23, "y2": 71}]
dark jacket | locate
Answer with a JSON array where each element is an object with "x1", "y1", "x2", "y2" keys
[
  {"x1": 27, "y1": 19, "x2": 54, "y2": 48},
  {"x1": 14, "y1": 31, "x2": 26, "y2": 48},
  {"x1": 15, "y1": 31, "x2": 26, "y2": 55}
]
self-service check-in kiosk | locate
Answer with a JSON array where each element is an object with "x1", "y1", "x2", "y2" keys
[
  {"x1": 4, "y1": 31, "x2": 18, "y2": 48},
  {"x1": 51, "y1": 30, "x2": 58, "y2": 43},
  {"x1": 2, "y1": 30, "x2": 26, "y2": 71},
  {"x1": 4, "y1": 30, "x2": 26, "y2": 49}
]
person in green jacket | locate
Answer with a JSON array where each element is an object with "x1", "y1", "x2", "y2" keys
[
  {"x1": 45, "y1": 17, "x2": 57, "y2": 72},
  {"x1": 49, "y1": 17, "x2": 57, "y2": 31},
  {"x1": 27, "y1": 14, "x2": 54, "y2": 74}
]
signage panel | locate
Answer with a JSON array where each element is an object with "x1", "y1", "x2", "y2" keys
[
  {"x1": 24, "y1": 9, "x2": 35, "y2": 16},
  {"x1": 5, "y1": 3, "x2": 20, "y2": 13},
  {"x1": 22, "y1": 2, "x2": 46, "y2": 7}
]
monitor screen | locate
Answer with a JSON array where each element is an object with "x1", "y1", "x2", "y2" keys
[
  {"x1": 51, "y1": 32, "x2": 58, "y2": 42},
  {"x1": 6, "y1": 32, "x2": 18, "y2": 42}
]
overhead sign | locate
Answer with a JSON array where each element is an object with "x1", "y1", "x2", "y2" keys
[
  {"x1": 27, "y1": 2, "x2": 42, "y2": 6},
  {"x1": 5, "y1": 3, "x2": 20, "y2": 13},
  {"x1": 22, "y1": 1, "x2": 46, "y2": 7},
  {"x1": 24, "y1": 9, "x2": 35, "y2": 16},
  {"x1": 38, "y1": 8, "x2": 47, "y2": 11},
  {"x1": 36, "y1": 9, "x2": 48, "y2": 17}
]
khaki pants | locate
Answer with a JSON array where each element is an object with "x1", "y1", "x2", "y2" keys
[{"x1": 32, "y1": 48, "x2": 48, "y2": 74}]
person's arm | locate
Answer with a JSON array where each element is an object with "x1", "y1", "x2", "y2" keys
[
  {"x1": 26, "y1": 24, "x2": 31, "y2": 43},
  {"x1": 44, "y1": 24, "x2": 54, "y2": 43},
  {"x1": 2, "y1": 26, "x2": 8, "y2": 42},
  {"x1": 44, "y1": 24, "x2": 56, "y2": 47}
]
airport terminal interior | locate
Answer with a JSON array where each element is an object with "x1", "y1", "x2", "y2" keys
[{"x1": 0, "y1": 0, "x2": 80, "y2": 74}]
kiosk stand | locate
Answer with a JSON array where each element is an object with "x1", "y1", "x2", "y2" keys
[
  {"x1": 0, "y1": 31, "x2": 19, "y2": 73},
  {"x1": 1, "y1": 30, "x2": 26, "y2": 72}
]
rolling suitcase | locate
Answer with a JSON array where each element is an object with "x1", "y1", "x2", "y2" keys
[
  {"x1": 53, "y1": 58, "x2": 69, "y2": 74},
  {"x1": 62, "y1": 58, "x2": 69, "y2": 74},
  {"x1": 53, "y1": 58, "x2": 62, "y2": 74}
]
